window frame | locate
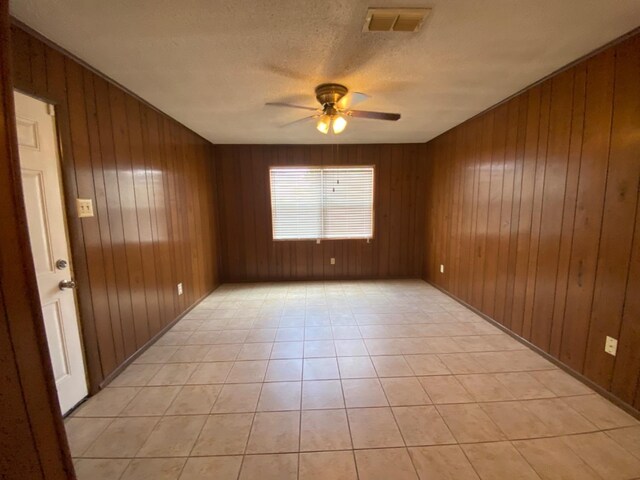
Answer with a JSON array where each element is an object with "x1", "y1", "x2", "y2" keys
[{"x1": 268, "y1": 164, "x2": 376, "y2": 242}]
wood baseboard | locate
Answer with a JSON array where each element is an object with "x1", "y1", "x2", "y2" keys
[
  {"x1": 63, "y1": 284, "x2": 219, "y2": 418},
  {"x1": 426, "y1": 280, "x2": 640, "y2": 421},
  {"x1": 99, "y1": 286, "x2": 219, "y2": 389}
]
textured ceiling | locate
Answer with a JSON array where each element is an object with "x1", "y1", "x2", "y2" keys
[{"x1": 10, "y1": 0, "x2": 640, "y2": 144}]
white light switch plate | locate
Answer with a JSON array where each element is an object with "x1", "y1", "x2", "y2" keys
[
  {"x1": 440, "y1": 264, "x2": 444, "y2": 273},
  {"x1": 330, "y1": 258, "x2": 336, "y2": 265},
  {"x1": 76, "y1": 198, "x2": 94, "y2": 218},
  {"x1": 605, "y1": 336, "x2": 618, "y2": 356}
]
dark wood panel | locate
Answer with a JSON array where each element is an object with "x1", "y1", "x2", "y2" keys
[
  {"x1": 423, "y1": 31, "x2": 640, "y2": 413},
  {"x1": 589, "y1": 34, "x2": 640, "y2": 392},
  {"x1": 559, "y1": 48, "x2": 615, "y2": 372},
  {"x1": 502, "y1": 94, "x2": 529, "y2": 331},
  {"x1": 549, "y1": 63, "x2": 587, "y2": 358},
  {"x1": 0, "y1": 4, "x2": 74, "y2": 477},
  {"x1": 65, "y1": 57, "x2": 115, "y2": 377},
  {"x1": 216, "y1": 144, "x2": 425, "y2": 282},
  {"x1": 530, "y1": 69, "x2": 574, "y2": 350},
  {"x1": 521, "y1": 80, "x2": 551, "y2": 341},
  {"x1": 493, "y1": 97, "x2": 520, "y2": 325},
  {"x1": 11, "y1": 25, "x2": 221, "y2": 390},
  {"x1": 482, "y1": 102, "x2": 508, "y2": 317}
]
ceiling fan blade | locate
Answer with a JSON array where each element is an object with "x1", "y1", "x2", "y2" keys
[
  {"x1": 336, "y1": 92, "x2": 370, "y2": 110},
  {"x1": 280, "y1": 115, "x2": 318, "y2": 128},
  {"x1": 266, "y1": 102, "x2": 318, "y2": 112},
  {"x1": 348, "y1": 110, "x2": 401, "y2": 121}
]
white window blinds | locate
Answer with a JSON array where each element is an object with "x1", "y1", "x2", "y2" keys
[{"x1": 270, "y1": 166, "x2": 374, "y2": 240}]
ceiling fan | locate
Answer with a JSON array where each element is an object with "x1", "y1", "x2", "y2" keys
[{"x1": 266, "y1": 83, "x2": 401, "y2": 135}]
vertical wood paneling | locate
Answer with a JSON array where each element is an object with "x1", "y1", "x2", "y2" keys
[
  {"x1": 471, "y1": 113, "x2": 493, "y2": 307},
  {"x1": 65, "y1": 59, "x2": 114, "y2": 377},
  {"x1": 377, "y1": 145, "x2": 391, "y2": 277},
  {"x1": 125, "y1": 95, "x2": 162, "y2": 338},
  {"x1": 585, "y1": 34, "x2": 640, "y2": 389},
  {"x1": 423, "y1": 31, "x2": 640, "y2": 413},
  {"x1": 530, "y1": 69, "x2": 574, "y2": 350},
  {"x1": 216, "y1": 144, "x2": 425, "y2": 282},
  {"x1": 559, "y1": 49, "x2": 615, "y2": 372},
  {"x1": 11, "y1": 25, "x2": 220, "y2": 389},
  {"x1": 1, "y1": 6, "x2": 74, "y2": 477},
  {"x1": 549, "y1": 63, "x2": 587, "y2": 358},
  {"x1": 509, "y1": 86, "x2": 541, "y2": 336},
  {"x1": 95, "y1": 76, "x2": 137, "y2": 361},
  {"x1": 82, "y1": 68, "x2": 122, "y2": 372},
  {"x1": 521, "y1": 80, "x2": 551, "y2": 340},
  {"x1": 482, "y1": 103, "x2": 508, "y2": 317},
  {"x1": 502, "y1": 94, "x2": 528, "y2": 331},
  {"x1": 613, "y1": 200, "x2": 640, "y2": 404},
  {"x1": 493, "y1": 98, "x2": 520, "y2": 325}
]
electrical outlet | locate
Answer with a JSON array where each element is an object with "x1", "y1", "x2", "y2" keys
[
  {"x1": 177, "y1": 283, "x2": 183, "y2": 296},
  {"x1": 76, "y1": 198, "x2": 94, "y2": 218},
  {"x1": 316, "y1": 239, "x2": 321, "y2": 244},
  {"x1": 604, "y1": 336, "x2": 618, "y2": 356},
  {"x1": 440, "y1": 264, "x2": 444, "y2": 274},
  {"x1": 330, "y1": 258, "x2": 336, "y2": 265}
]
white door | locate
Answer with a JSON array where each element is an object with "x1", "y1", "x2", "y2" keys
[{"x1": 15, "y1": 91, "x2": 88, "y2": 415}]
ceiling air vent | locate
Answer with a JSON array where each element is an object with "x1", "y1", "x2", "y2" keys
[{"x1": 363, "y1": 8, "x2": 431, "y2": 33}]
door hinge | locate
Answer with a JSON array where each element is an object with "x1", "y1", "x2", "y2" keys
[{"x1": 47, "y1": 104, "x2": 56, "y2": 116}]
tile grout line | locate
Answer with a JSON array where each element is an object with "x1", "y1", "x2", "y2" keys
[
  {"x1": 341, "y1": 302, "x2": 362, "y2": 480},
  {"x1": 69, "y1": 281, "x2": 640, "y2": 479}
]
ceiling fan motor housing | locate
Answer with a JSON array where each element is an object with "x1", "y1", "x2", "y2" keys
[{"x1": 315, "y1": 83, "x2": 348, "y2": 107}]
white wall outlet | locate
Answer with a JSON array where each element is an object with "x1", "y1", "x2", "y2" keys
[
  {"x1": 440, "y1": 264, "x2": 444, "y2": 274},
  {"x1": 76, "y1": 198, "x2": 94, "y2": 218},
  {"x1": 330, "y1": 258, "x2": 336, "y2": 265},
  {"x1": 316, "y1": 239, "x2": 321, "y2": 244},
  {"x1": 177, "y1": 282, "x2": 183, "y2": 296},
  {"x1": 605, "y1": 336, "x2": 618, "y2": 356}
]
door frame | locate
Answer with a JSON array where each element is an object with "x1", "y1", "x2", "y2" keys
[{"x1": 0, "y1": 3, "x2": 76, "y2": 478}]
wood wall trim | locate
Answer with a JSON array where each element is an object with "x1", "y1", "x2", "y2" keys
[
  {"x1": 97, "y1": 286, "x2": 214, "y2": 389},
  {"x1": 427, "y1": 281, "x2": 640, "y2": 421},
  {"x1": 423, "y1": 30, "x2": 640, "y2": 413},
  {"x1": 0, "y1": 3, "x2": 75, "y2": 478},
  {"x1": 216, "y1": 144, "x2": 426, "y2": 282}
]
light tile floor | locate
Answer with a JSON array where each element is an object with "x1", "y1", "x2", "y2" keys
[{"x1": 66, "y1": 280, "x2": 640, "y2": 480}]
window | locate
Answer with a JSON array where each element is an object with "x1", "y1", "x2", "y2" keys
[{"x1": 270, "y1": 166, "x2": 374, "y2": 240}]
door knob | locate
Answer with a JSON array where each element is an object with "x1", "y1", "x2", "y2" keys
[{"x1": 59, "y1": 279, "x2": 77, "y2": 290}]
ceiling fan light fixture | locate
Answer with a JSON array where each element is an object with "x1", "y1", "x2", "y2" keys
[
  {"x1": 332, "y1": 114, "x2": 347, "y2": 134},
  {"x1": 316, "y1": 114, "x2": 331, "y2": 134},
  {"x1": 267, "y1": 83, "x2": 400, "y2": 134}
]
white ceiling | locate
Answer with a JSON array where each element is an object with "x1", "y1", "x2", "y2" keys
[{"x1": 10, "y1": 0, "x2": 640, "y2": 144}]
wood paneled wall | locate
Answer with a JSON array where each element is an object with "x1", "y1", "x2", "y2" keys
[
  {"x1": 1, "y1": 7, "x2": 73, "y2": 479},
  {"x1": 216, "y1": 144, "x2": 426, "y2": 282},
  {"x1": 423, "y1": 32, "x2": 640, "y2": 411},
  {"x1": 11, "y1": 25, "x2": 221, "y2": 390}
]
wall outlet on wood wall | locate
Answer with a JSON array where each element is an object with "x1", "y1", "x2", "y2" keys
[
  {"x1": 76, "y1": 198, "x2": 94, "y2": 218},
  {"x1": 330, "y1": 258, "x2": 336, "y2": 265},
  {"x1": 177, "y1": 283, "x2": 183, "y2": 296},
  {"x1": 605, "y1": 336, "x2": 618, "y2": 356},
  {"x1": 440, "y1": 264, "x2": 444, "y2": 273}
]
